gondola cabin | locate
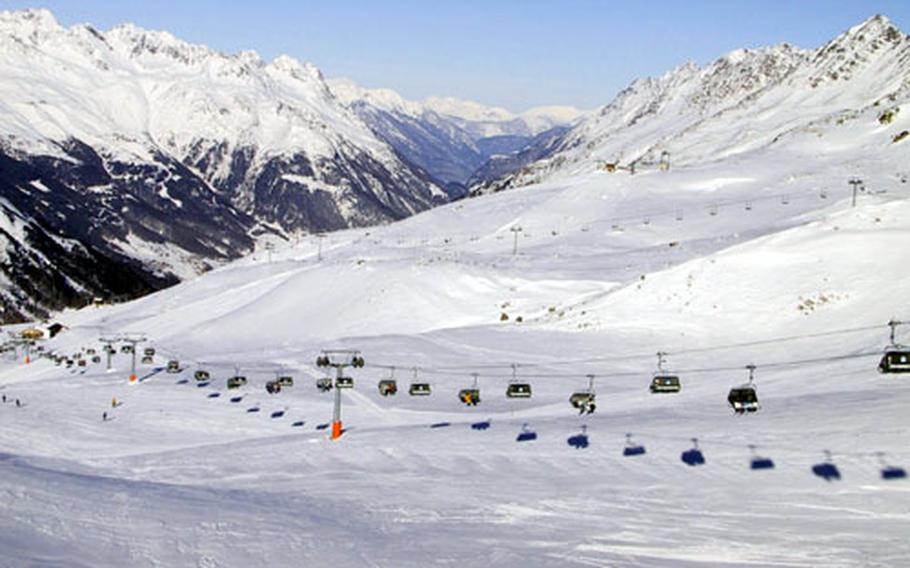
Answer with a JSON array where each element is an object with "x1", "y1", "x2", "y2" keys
[
  {"x1": 194, "y1": 370, "x2": 210, "y2": 381},
  {"x1": 458, "y1": 388, "x2": 480, "y2": 406},
  {"x1": 166, "y1": 360, "x2": 181, "y2": 373},
  {"x1": 227, "y1": 376, "x2": 247, "y2": 389},
  {"x1": 650, "y1": 375, "x2": 681, "y2": 394},
  {"x1": 879, "y1": 349, "x2": 910, "y2": 373},
  {"x1": 336, "y1": 376, "x2": 354, "y2": 389},
  {"x1": 728, "y1": 385, "x2": 759, "y2": 413},
  {"x1": 506, "y1": 382, "x2": 532, "y2": 398},
  {"x1": 409, "y1": 382, "x2": 431, "y2": 396},
  {"x1": 378, "y1": 379, "x2": 397, "y2": 396}
]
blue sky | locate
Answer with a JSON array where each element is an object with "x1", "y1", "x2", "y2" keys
[{"x1": 3, "y1": 1, "x2": 909, "y2": 112}]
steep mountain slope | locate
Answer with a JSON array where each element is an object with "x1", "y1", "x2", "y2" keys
[
  {"x1": 0, "y1": 9, "x2": 446, "y2": 321},
  {"x1": 328, "y1": 78, "x2": 583, "y2": 192},
  {"x1": 474, "y1": 15, "x2": 910, "y2": 195}
]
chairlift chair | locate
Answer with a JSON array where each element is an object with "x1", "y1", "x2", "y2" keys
[
  {"x1": 505, "y1": 365, "x2": 531, "y2": 398},
  {"x1": 316, "y1": 377, "x2": 333, "y2": 392},
  {"x1": 141, "y1": 355, "x2": 153, "y2": 364},
  {"x1": 650, "y1": 352, "x2": 681, "y2": 393},
  {"x1": 121, "y1": 345, "x2": 133, "y2": 354},
  {"x1": 86, "y1": 348, "x2": 96, "y2": 355},
  {"x1": 570, "y1": 374, "x2": 597, "y2": 414},
  {"x1": 194, "y1": 369, "x2": 210, "y2": 381},
  {"x1": 77, "y1": 359, "x2": 86, "y2": 367},
  {"x1": 728, "y1": 365, "x2": 760, "y2": 414},
  {"x1": 336, "y1": 376, "x2": 354, "y2": 389},
  {"x1": 378, "y1": 379, "x2": 397, "y2": 396},
  {"x1": 879, "y1": 349, "x2": 910, "y2": 373},
  {"x1": 166, "y1": 360, "x2": 181, "y2": 374},
  {"x1": 459, "y1": 388, "x2": 480, "y2": 406},
  {"x1": 277, "y1": 375, "x2": 294, "y2": 387},
  {"x1": 227, "y1": 376, "x2": 247, "y2": 389},
  {"x1": 459, "y1": 373, "x2": 481, "y2": 406},
  {"x1": 409, "y1": 382, "x2": 431, "y2": 396},
  {"x1": 506, "y1": 382, "x2": 532, "y2": 398},
  {"x1": 650, "y1": 375, "x2": 681, "y2": 393},
  {"x1": 92, "y1": 355, "x2": 101, "y2": 364},
  {"x1": 144, "y1": 347, "x2": 155, "y2": 357},
  {"x1": 878, "y1": 320, "x2": 910, "y2": 373},
  {"x1": 265, "y1": 380, "x2": 281, "y2": 394},
  {"x1": 378, "y1": 368, "x2": 398, "y2": 396}
]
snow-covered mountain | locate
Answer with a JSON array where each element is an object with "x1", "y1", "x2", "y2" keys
[
  {"x1": 328, "y1": 77, "x2": 583, "y2": 191},
  {"x1": 473, "y1": 14, "x2": 910, "y2": 195},
  {"x1": 0, "y1": 9, "x2": 447, "y2": 322}
]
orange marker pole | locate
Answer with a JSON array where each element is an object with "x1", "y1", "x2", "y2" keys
[{"x1": 331, "y1": 420, "x2": 343, "y2": 440}]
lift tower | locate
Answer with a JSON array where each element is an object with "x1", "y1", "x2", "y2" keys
[{"x1": 316, "y1": 350, "x2": 365, "y2": 440}]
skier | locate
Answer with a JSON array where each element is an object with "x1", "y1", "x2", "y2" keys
[
  {"x1": 1, "y1": 394, "x2": 6, "y2": 403},
  {"x1": 111, "y1": 397, "x2": 118, "y2": 408},
  {"x1": 102, "y1": 411, "x2": 108, "y2": 422},
  {"x1": 15, "y1": 398, "x2": 21, "y2": 408}
]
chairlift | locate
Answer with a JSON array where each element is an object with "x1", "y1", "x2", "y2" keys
[
  {"x1": 623, "y1": 433, "x2": 646, "y2": 456},
  {"x1": 77, "y1": 359, "x2": 87, "y2": 367},
  {"x1": 194, "y1": 369, "x2": 210, "y2": 381},
  {"x1": 336, "y1": 376, "x2": 354, "y2": 389},
  {"x1": 745, "y1": 201, "x2": 753, "y2": 211},
  {"x1": 505, "y1": 364, "x2": 532, "y2": 398},
  {"x1": 781, "y1": 194, "x2": 790, "y2": 205},
  {"x1": 143, "y1": 347, "x2": 155, "y2": 357},
  {"x1": 266, "y1": 380, "x2": 282, "y2": 394},
  {"x1": 141, "y1": 355, "x2": 153, "y2": 364},
  {"x1": 728, "y1": 365, "x2": 760, "y2": 414},
  {"x1": 86, "y1": 348, "x2": 96, "y2": 356},
  {"x1": 227, "y1": 376, "x2": 247, "y2": 389},
  {"x1": 459, "y1": 373, "x2": 480, "y2": 406},
  {"x1": 166, "y1": 360, "x2": 181, "y2": 374},
  {"x1": 316, "y1": 378, "x2": 333, "y2": 392},
  {"x1": 650, "y1": 352, "x2": 681, "y2": 394},
  {"x1": 378, "y1": 367, "x2": 397, "y2": 396},
  {"x1": 569, "y1": 374, "x2": 596, "y2": 414},
  {"x1": 121, "y1": 345, "x2": 133, "y2": 354},
  {"x1": 92, "y1": 356, "x2": 101, "y2": 364},
  {"x1": 879, "y1": 320, "x2": 910, "y2": 373},
  {"x1": 277, "y1": 375, "x2": 294, "y2": 387},
  {"x1": 408, "y1": 368, "x2": 431, "y2": 396}
]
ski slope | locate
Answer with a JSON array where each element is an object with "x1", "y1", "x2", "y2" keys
[{"x1": 3, "y1": 118, "x2": 910, "y2": 566}]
